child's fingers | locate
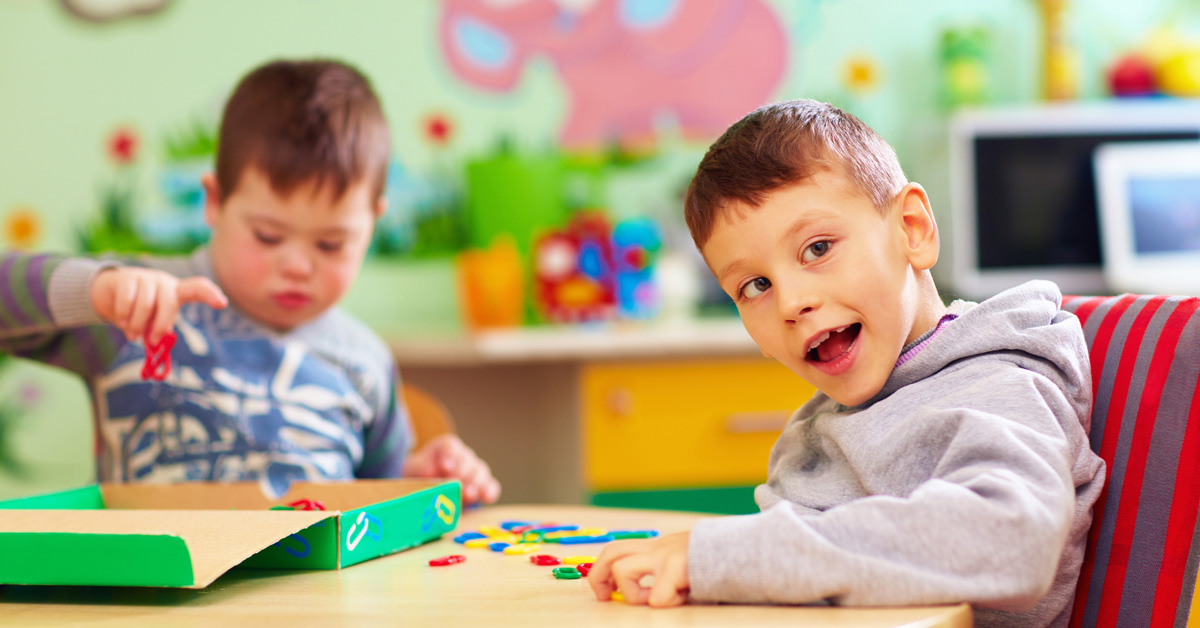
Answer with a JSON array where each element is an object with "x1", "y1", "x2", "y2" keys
[
  {"x1": 148, "y1": 286, "x2": 179, "y2": 347},
  {"x1": 647, "y1": 552, "x2": 688, "y2": 607},
  {"x1": 479, "y1": 475, "x2": 501, "y2": 504},
  {"x1": 126, "y1": 276, "x2": 159, "y2": 341},
  {"x1": 466, "y1": 461, "x2": 499, "y2": 504},
  {"x1": 459, "y1": 460, "x2": 494, "y2": 505},
  {"x1": 610, "y1": 553, "x2": 654, "y2": 605},
  {"x1": 400, "y1": 448, "x2": 434, "y2": 478},
  {"x1": 461, "y1": 479, "x2": 479, "y2": 505},
  {"x1": 176, "y1": 276, "x2": 228, "y2": 310},
  {"x1": 587, "y1": 541, "x2": 645, "y2": 601},
  {"x1": 432, "y1": 436, "x2": 462, "y2": 475},
  {"x1": 112, "y1": 275, "x2": 139, "y2": 337},
  {"x1": 587, "y1": 562, "x2": 618, "y2": 601}
]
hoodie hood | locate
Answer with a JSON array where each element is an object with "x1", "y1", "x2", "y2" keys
[{"x1": 864, "y1": 280, "x2": 1090, "y2": 411}]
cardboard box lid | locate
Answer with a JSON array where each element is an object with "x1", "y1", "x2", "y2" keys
[{"x1": 0, "y1": 509, "x2": 329, "y2": 588}]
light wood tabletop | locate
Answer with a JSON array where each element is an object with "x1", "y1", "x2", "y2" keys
[{"x1": 0, "y1": 504, "x2": 972, "y2": 627}]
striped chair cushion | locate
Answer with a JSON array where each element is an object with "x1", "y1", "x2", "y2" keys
[{"x1": 1062, "y1": 294, "x2": 1200, "y2": 628}]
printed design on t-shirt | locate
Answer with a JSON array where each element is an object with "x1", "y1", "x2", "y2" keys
[{"x1": 94, "y1": 304, "x2": 369, "y2": 497}]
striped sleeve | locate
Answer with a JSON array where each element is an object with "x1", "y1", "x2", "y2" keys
[{"x1": 0, "y1": 252, "x2": 125, "y2": 377}]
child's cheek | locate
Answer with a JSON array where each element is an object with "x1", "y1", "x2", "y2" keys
[
  {"x1": 235, "y1": 237, "x2": 275, "y2": 283},
  {"x1": 324, "y1": 260, "x2": 359, "y2": 299}
]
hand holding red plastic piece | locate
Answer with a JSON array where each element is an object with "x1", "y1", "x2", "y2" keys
[{"x1": 141, "y1": 330, "x2": 177, "y2": 381}]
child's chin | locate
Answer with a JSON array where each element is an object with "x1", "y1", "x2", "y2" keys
[
  {"x1": 822, "y1": 382, "x2": 883, "y2": 408},
  {"x1": 257, "y1": 310, "x2": 310, "y2": 332}
]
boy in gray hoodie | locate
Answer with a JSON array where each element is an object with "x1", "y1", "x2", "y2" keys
[{"x1": 587, "y1": 100, "x2": 1105, "y2": 628}]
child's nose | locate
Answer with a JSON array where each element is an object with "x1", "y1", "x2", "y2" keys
[
  {"x1": 279, "y1": 247, "x2": 315, "y2": 278},
  {"x1": 778, "y1": 285, "x2": 818, "y2": 322}
]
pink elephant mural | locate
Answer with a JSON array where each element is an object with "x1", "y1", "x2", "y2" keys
[{"x1": 439, "y1": 0, "x2": 789, "y2": 149}]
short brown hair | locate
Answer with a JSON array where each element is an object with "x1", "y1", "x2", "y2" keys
[
  {"x1": 684, "y1": 99, "x2": 906, "y2": 248},
  {"x1": 216, "y1": 59, "x2": 391, "y2": 202}
]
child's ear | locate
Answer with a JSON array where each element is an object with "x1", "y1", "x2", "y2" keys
[
  {"x1": 372, "y1": 196, "x2": 388, "y2": 220},
  {"x1": 893, "y1": 183, "x2": 939, "y2": 271},
  {"x1": 201, "y1": 173, "x2": 223, "y2": 229}
]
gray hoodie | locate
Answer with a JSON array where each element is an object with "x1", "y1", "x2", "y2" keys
[{"x1": 688, "y1": 280, "x2": 1105, "y2": 628}]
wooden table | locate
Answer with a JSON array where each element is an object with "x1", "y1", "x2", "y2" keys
[{"x1": 0, "y1": 505, "x2": 972, "y2": 627}]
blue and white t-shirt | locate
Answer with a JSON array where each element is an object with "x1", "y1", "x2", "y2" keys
[{"x1": 0, "y1": 248, "x2": 411, "y2": 497}]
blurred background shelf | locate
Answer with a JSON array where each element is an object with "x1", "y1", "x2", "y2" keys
[{"x1": 389, "y1": 317, "x2": 760, "y2": 366}]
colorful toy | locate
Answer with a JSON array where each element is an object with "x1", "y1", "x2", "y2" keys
[
  {"x1": 1157, "y1": 48, "x2": 1200, "y2": 97},
  {"x1": 552, "y1": 566, "x2": 582, "y2": 580},
  {"x1": 456, "y1": 235, "x2": 525, "y2": 330},
  {"x1": 1107, "y1": 52, "x2": 1157, "y2": 97},
  {"x1": 502, "y1": 544, "x2": 541, "y2": 555},
  {"x1": 534, "y1": 211, "x2": 617, "y2": 323},
  {"x1": 611, "y1": 217, "x2": 661, "y2": 320},
  {"x1": 429, "y1": 555, "x2": 466, "y2": 566},
  {"x1": 140, "y1": 330, "x2": 176, "y2": 381},
  {"x1": 464, "y1": 151, "x2": 568, "y2": 258},
  {"x1": 1037, "y1": 0, "x2": 1078, "y2": 101},
  {"x1": 535, "y1": 212, "x2": 663, "y2": 323},
  {"x1": 446, "y1": 520, "x2": 660, "y2": 586},
  {"x1": 286, "y1": 498, "x2": 326, "y2": 511},
  {"x1": 939, "y1": 25, "x2": 992, "y2": 108}
]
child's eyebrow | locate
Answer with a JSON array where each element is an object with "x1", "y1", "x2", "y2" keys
[
  {"x1": 247, "y1": 215, "x2": 350, "y2": 237},
  {"x1": 716, "y1": 259, "x2": 752, "y2": 285},
  {"x1": 782, "y1": 210, "x2": 838, "y2": 241},
  {"x1": 247, "y1": 214, "x2": 288, "y2": 229},
  {"x1": 316, "y1": 227, "x2": 349, "y2": 237}
]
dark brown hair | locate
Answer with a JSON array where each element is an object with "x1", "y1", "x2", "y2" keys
[
  {"x1": 684, "y1": 99, "x2": 907, "y2": 248},
  {"x1": 215, "y1": 59, "x2": 391, "y2": 202}
]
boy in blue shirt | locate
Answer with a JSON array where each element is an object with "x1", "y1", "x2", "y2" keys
[
  {"x1": 588, "y1": 100, "x2": 1103, "y2": 627},
  {"x1": 0, "y1": 59, "x2": 500, "y2": 504}
]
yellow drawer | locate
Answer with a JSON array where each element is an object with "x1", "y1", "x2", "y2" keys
[{"x1": 581, "y1": 358, "x2": 817, "y2": 491}]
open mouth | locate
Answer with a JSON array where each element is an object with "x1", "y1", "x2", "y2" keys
[{"x1": 806, "y1": 323, "x2": 862, "y2": 363}]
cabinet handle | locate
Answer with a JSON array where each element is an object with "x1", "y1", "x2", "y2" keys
[
  {"x1": 605, "y1": 388, "x2": 634, "y2": 418},
  {"x1": 723, "y1": 411, "x2": 791, "y2": 434}
]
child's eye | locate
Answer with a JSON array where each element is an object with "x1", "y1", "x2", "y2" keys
[
  {"x1": 254, "y1": 231, "x2": 281, "y2": 245},
  {"x1": 801, "y1": 240, "x2": 832, "y2": 263},
  {"x1": 317, "y1": 240, "x2": 344, "y2": 253},
  {"x1": 740, "y1": 277, "x2": 771, "y2": 299}
]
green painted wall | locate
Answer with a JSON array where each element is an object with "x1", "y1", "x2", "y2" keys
[{"x1": 0, "y1": 0, "x2": 1192, "y2": 498}]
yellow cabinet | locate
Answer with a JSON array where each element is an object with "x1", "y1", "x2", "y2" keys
[{"x1": 581, "y1": 358, "x2": 817, "y2": 492}]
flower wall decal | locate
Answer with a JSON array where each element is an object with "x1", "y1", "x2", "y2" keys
[
  {"x1": 106, "y1": 126, "x2": 140, "y2": 165},
  {"x1": 3, "y1": 207, "x2": 42, "y2": 250}
]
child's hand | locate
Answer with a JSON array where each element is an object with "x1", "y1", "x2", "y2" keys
[
  {"x1": 402, "y1": 433, "x2": 501, "y2": 506},
  {"x1": 91, "y1": 267, "x2": 228, "y2": 345},
  {"x1": 587, "y1": 531, "x2": 691, "y2": 607}
]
